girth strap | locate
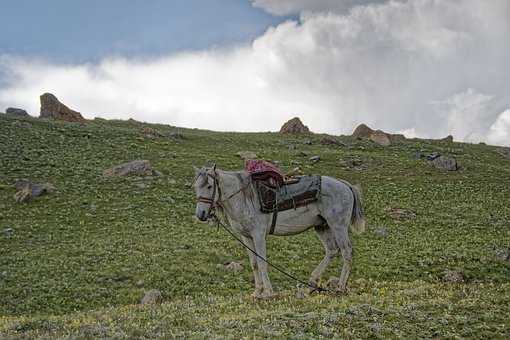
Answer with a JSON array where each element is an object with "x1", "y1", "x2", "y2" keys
[{"x1": 269, "y1": 210, "x2": 278, "y2": 235}]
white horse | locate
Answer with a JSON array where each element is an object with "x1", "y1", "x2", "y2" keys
[{"x1": 193, "y1": 165, "x2": 365, "y2": 298}]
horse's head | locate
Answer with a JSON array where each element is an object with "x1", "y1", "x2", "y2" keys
[{"x1": 193, "y1": 165, "x2": 218, "y2": 221}]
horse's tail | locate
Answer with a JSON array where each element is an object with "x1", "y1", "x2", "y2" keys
[{"x1": 348, "y1": 183, "x2": 366, "y2": 234}]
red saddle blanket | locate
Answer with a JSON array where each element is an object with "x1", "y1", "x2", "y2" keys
[{"x1": 245, "y1": 159, "x2": 284, "y2": 186}]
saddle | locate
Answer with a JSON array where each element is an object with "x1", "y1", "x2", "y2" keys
[
  {"x1": 245, "y1": 160, "x2": 322, "y2": 234},
  {"x1": 255, "y1": 176, "x2": 321, "y2": 213}
]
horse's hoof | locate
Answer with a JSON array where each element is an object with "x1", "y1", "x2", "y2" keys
[{"x1": 253, "y1": 291, "x2": 277, "y2": 300}]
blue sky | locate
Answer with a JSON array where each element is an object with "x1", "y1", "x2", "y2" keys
[{"x1": 0, "y1": 0, "x2": 289, "y2": 62}]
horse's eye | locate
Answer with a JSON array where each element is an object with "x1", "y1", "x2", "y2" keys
[{"x1": 207, "y1": 185, "x2": 212, "y2": 190}]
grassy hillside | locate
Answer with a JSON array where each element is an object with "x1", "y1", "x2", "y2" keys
[{"x1": 1, "y1": 114, "x2": 509, "y2": 338}]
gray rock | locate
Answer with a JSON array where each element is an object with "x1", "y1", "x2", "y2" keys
[
  {"x1": 320, "y1": 136, "x2": 345, "y2": 146},
  {"x1": 430, "y1": 155, "x2": 458, "y2": 171},
  {"x1": 103, "y1": 160, "x2": 160, "y2": 177},
  {"x1": 497, "y1": 147, "x2": 510, "y2": 159},
  {"x1": 442, "y1": 270, "x2": 465, "y2": 283},
  {"x1": 224, "y1": 261, "x2": 243, "y2": 272},
  {"x1": 3, "y1": 228, "x2": 13, "y2": 237},
  {"x1": 13, "y1": 180, "x2": 55, "y2": 203},
  {"x1": 309, "y1": 155, "x2": 320, "y2": 163},
  {"x1": 140, "y1": 289, "x2": 163, "y2": 305},
  {"x1": 280, "y1": 117, "x2": 310, "y2": 134},
  {"x1": 6, "y1": 107, "x2": 29, "y2": 117},
  {"x1": 374, "y1": 226, "x2": 389, "y2": 237}
]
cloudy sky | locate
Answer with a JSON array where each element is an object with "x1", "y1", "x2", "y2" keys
[{"x1": 1, "y1": 0, "x2": 509, "y2": 146}]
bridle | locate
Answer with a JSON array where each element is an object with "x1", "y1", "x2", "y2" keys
[
  {"x1": 196, "y1": 170, "x2": 221, "y2": 218},
  {"x1": 195, "y1": 165, "x2": 250, "y2": 219}
]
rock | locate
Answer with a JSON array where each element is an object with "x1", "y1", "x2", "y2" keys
[
  {"x1": 325, "y1": 277, "x2": 341, "y2": 290},
  {"x1": 224, "y1": 261, "x2": 243, "y2": 272},
  {"x1": 140, "y1": 289, "x2": 163, "y2": 305},
  {"x1": 309, "y1": 155, "x2": 320, "y2": 163},
  {"x1": 6, "y1": 107, "x2": 29, "y2": 117},
  {"x1": 370, "y1": 130, "x2": 392, "y2": 146},
  {"x1": 2, "y1": 228, "x2": 13, "y2": 237},
  {"x1": 140, "y1": 127, "x2": 164, "y2": 138},
  {"x1": 280, "y1": 117, "x2": 310, "y2": 134},
  {"x1": 103, "y1": 160, "x2": 160, "y2": 177},
  {"x1": 385, "y1": 207, "x2": 416, "y2": 221},
  {"x1": 167, "y1": 131, "x2": 185, "y2": 140},
  {"x1": 496, "y1": 147, "x2": 510, "y2": 159},
  {"x1": 303, "y1": 139, "x2": 313, "y2": 145},
  {"x1": 352, "y1": 124, "x2": 374, "y2": 139},
  {"x1": 237, "y1": 151, "x2": 257, "y2": 160},
  {"x1": 295, "y1": 287, "x2": 307, "y2": 299},
  {"x1": 39, "y1": 93, "x2": 86, "y2": 122},
  {"x1": 441, "y1": 135, "x2": 454, "y2": 143},
  {"x1": 430, "y1": 156, "x2": 458, "y2": 171},
  {"x1": 374, "y1": 226, "x2": 389, "y2": 237},
  {"x1": 495, "y1": 248, "x2": 510, "y2": 262},
  {"x1": 426, "y1": 152, "x2": 441, "y2": 161},
  {"x1": 13, "y1": 180, "x2": 55, "y2": 203},
  {"x1": 442, "y1": 270, "x2": 465, "y2": 283},
  {"x1": 320, "y1": 136, "x2": 345, "y2": 146}
]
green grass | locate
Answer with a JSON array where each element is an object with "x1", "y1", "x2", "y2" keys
[{"x1": 1, "y1": 114, "x2": 509, "y2": 338}]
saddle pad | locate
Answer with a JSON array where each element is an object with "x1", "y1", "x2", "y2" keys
[{"x1": 256, "y1": 175, "x2": 321, "y2": 213}]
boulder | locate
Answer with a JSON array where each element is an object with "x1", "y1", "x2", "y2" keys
[
  {"x1": 39, "y1": 93, "x2": 86, "y2": 122},
  {"x1": 430, "y1": 156, "x2": 458, "y2": 171},
  {"x1": 280, "y1": 117, "x2": 310, "y2": 134},
  {"x1": 352, "y1": 124, "x2": 374, "y2": 139},
  {"x1": 6, "y1": 107, "x2": 29, "y2": 117},
  {"x1": 320, "y1": 136, "x2": 345, "y2": 146},
  {"x1": 140, "y1": 289, "x2": 163, "y2": 305},
  {"x1": 103, "y1": 160, "x2": 160, "y2": 177},
  {"x1": 441, "y1": 135, "x2": 454, "y2": 143},
  {"x1": 496, "y1": 147, "x2": 510, "y2": 159},
  {"x1": 370, "y1": 130, "x2": 392, "y2": 146},
  {"x1": 13, "y1": 180, "x2": 55, "y2": 203}
]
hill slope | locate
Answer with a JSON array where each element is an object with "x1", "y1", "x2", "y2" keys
[{"x1": 1, "y1": 115, "x2": 509, "y2": 338}]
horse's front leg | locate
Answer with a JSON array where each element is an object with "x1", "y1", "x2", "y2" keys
[
  {"x1": 241, "y1": 235, "x2": 263, "y2": 298},
  {"x1": 252, "y1": 232, "x2": 274, "y2": 298}
]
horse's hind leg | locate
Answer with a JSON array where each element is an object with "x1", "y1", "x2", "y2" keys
[
  {"x1": 309, "y1": 225, "x2": 339, "y2": 289},
  {"x1": 321, "y1": 215, "x2": 353, "y2": 292},
  {"x1": 334, "y1": 222, "x2": 353, "y2": 292}
]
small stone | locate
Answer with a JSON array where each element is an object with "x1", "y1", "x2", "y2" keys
[
  {"x1": 3, "y1": 228, "x2": 13, "y2": 236},
  {"x1": 103, "y1": 160, "x2": 159, "y2": 177},
  {"x1": 295, "y1": 288, "x2": 306, "y2": 299},
  {"x1": 385, "y1": 207, "x2": 416, "y2": 221},
  {"x1": 495, "y1": 248, "x2": 510, "y2": 262},
  {"x1": 374, "y1": 226, "x2": 389, "y2": 237},
  {"x1": 303, "y1": 139, "x2": 313, "y2": 145},
  {"x1": 426, "y1": 152, "x2": 441, "y2": 161},
  {"x1": 135, "y1": 182, "x2": 148, "y2": 189},
  {"x1": 140, "y1": 289, "x2": 163, "y2": 305},
  {"x1": 443, "y1": 270, "x2": 465, "y2": 283},
  {"x1": 430, "y1": 156, "x2": 458, "y2": 171},
  {"x1": 236, "y1": 151, "x2": 257, "y2": 160},
  {"x1": 309, "y1": 156, "x2": 320, "y2": 163},
  {"x1": 224, "y1": 261, "x2": 243, "y2": 272}
]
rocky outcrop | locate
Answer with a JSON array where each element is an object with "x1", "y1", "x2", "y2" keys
[
  {"x1": 103, "y1": 160, "x2": 161, "y2": 177},
  {"x1": 370, "y1": 130, "x2": 392, "y2": 146},
  {"x1": 280, "y1": 117, "x2": 310, "y2": 134},
  {"x1": 6, "y1": 107, "x2": 29, "y2": 117},
  {"x1": 40, "y1": 93, "x2": 86, "y2": 122},
  {"x1": 352, "y1": 123, "x2": 405, "y2": 146},
  {"x1": 352, "y1": 124, "x2": 374, "y2": 139}
]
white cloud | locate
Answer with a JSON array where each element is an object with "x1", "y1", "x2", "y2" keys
[
  {"x1": 1, "y1": 0, "x2": 509, "y2": 146},
  {"x1": 488, "y1": 110, "x2": 510, "y2": 146}
]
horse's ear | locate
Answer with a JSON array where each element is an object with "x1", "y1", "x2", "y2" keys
[{"x1": 192, "y1": 165, "x2": 200, "y2": 175}]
